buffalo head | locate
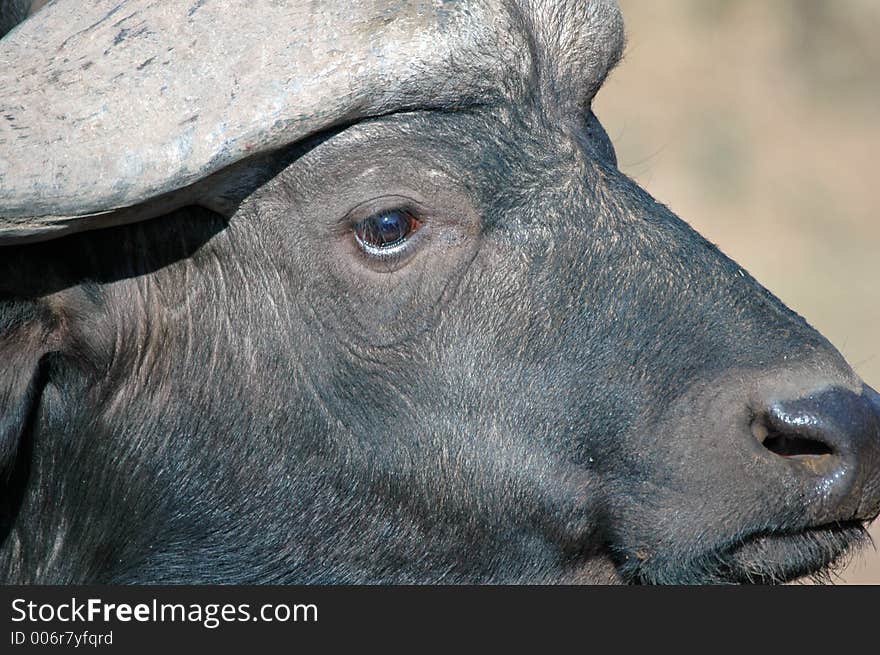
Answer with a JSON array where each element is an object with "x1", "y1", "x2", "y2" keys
[{"x1": 0, "y1": 0, "x2": 878, "y2": 584}]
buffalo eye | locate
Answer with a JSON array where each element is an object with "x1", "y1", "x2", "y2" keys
[{"x1": 354, "y1": 209, "x2": 420, "y2": 254}]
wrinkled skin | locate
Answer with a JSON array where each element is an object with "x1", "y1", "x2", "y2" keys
[{"x1": 1, "y1": 1, "x2": 879, "y2": 584}]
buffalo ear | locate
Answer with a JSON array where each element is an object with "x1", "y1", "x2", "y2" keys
[{"x1": 0, "y1": 299, "x2": 58, "y2": 478}]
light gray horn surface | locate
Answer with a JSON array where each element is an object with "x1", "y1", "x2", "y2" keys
[{"x1": 0, "y1": 0, "x2": 512, "y2": 244}]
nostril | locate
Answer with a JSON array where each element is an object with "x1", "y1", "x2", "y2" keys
[
  {"x1": 761, "y1": 431, "x2": 835, "y2": 459},
  {"x1": 748, "y1": 385, "x2": 880, "y2": 523},
  {"x1": 751, "y1": 417, "x2": 835, "y2": 459}
]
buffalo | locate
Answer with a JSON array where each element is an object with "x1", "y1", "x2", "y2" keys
[{"x1": 1, "y1": 0, "x2": 878, "y2": 584}]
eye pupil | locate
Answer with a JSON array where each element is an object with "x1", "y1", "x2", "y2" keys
[
  {"x1": 377, "y1": 213, "x2": 405, "y2": 242},
  {"x1": 356, "y1": 210, "x2": 416, "y2": 250}
]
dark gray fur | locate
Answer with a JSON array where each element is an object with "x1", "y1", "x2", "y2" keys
[{"x1": 0, "y1": 1, "x2": 878, "y2": 584}]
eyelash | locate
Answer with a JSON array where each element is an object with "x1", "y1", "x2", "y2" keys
[{"x1": 355, "y1": 235, "x2": 412, "y2": 259}]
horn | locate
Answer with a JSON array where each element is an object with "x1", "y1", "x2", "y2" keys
[{"x1": 0, "y1": 0, "x2": 509, "y2": 244}]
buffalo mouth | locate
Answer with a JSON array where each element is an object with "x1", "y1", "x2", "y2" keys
[
  {"x1": 718, "y1": 521, "x2": 871, "y2": 584},
  {"x1": 630, "y1": 521, "x2": 872, "y2": 585}
]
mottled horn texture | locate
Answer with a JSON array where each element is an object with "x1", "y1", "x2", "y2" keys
[{"x1": 0, "y1": 0, "x2": 623, "y2": 244}]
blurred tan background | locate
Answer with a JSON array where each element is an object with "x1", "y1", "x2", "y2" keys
[{"x1": 595, "y1": 0, "x2": 879, "y2": 584}]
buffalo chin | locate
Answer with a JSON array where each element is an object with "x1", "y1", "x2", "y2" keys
[
  {"x1": 720, "y1": 522, "x2": 870, "y2": 584},
  {"x1": 626, "y1": 522, "x2": 871, "y2": 585}
]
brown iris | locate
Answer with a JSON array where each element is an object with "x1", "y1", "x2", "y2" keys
[{"x1": 354, "y1": 209, "x2": 419, "y2": 251}]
